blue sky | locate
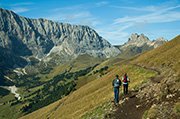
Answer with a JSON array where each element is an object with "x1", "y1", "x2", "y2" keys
[{"x1": 0, "y1": 0, "x2": 180, "y2": 45}]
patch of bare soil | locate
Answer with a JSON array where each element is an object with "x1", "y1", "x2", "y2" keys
[
  {"x1": 109, "y1": 64, "x2": 180, "y2": 119},
  {"x1": 110, "y1": 90, "x2": 154, "y2": 119}
]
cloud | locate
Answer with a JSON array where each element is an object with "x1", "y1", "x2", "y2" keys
[
  {"x1": 96, "y1": 3, "x2": 180, "y2": 45},
  {"x1": 47, "y1": 11, "x2": 100, "y2": 28},
  {"x1": 52, "y1": 5, "x2": 83, "y2": 12},
  {"x1": 114, "y1": 4, "x2": 180, "y2": 24},
  {"x1": 11, "y1": 7, "x2": 30, "y2": 13},
  {"x1": 118, "y1": 0, "x2": 134, "y2": 4},
  {"x1": 111, "y1": 5, "x2": 157, "y2": 12},
  {"x1": 96, "y1": 1, "x2": 109, "y2": 7},
  {"x1": 65, "y1": 12, "x2": 100, "y2": 27},
  {"x1": 11, "y1": 2, "x2": 34, "y2": 6},
  {"x1": 3, "y1": 2, "x2": 34, "y2": 13}
]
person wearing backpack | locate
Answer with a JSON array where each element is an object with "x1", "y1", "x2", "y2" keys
[
  {"x1": 122, "y1": 73, "x2": 130, "y2": 94},
  {"x1": 112, "y1": 75, "x2": 121, "y2": 103}
]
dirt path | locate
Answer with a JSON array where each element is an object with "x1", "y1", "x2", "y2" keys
[
  {"x1": 110, "y1": 64, "x2": 162, "y2": 119},
  {"x1": 131, "y1": 63, "x2": 161, "y2": 75},
  {"x1": 110, "y1": 90, "x2": 154, "y2": 119}
]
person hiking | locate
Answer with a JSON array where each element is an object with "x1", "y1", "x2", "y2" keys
[
  {"x1": 122, "y1": 73, "x2": 130, "y2": 94},
  {"x1": 112, "y1": 75, "x2": 121, "y2": 103}
]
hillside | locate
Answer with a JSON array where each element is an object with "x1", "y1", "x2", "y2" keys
[
  {"x1": 0, "y1": 7, "x2": 172, "y2": 119},
  {"x1": 0, "y1": 54, "x2": 104, "y2": 119},
  {"x1": 20, "y1": 35, "x2": 180, "y2": 119},
  {"x1": 0, "y1": 7, "x2": 120, "y2": 83},
  {"x1": 115, "y1": 33, "x2": 167, "y2": 59},
  {"x1": 111, "y1": 35, "x2": 180, "y2": 119}
]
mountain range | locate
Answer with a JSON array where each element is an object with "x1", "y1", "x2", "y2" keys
[
  {"x1": 20, "y1": 35, "x2": 180, "y2": 119},
  {"x1": 0, "y1": 7, "x2": 167, "y2": 83},
  {"x1": 0, "y1": 7, "x2": 120, "y2": 82},
  {"x1": 0, "y1": 7, "x2": 173, "y2": 119}
]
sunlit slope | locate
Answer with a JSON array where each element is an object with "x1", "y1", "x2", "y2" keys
[
  {"x1": 131, "y1": 35, "x2": 180, "y2": 73},
  {"x1": 20, "y1": 64, "x2": 158, "y2": 119},
  {"x1": 21, "y1": 35, "x2": 180, "y2": 119},
  {"x1": 38, "y1": 54, "x2": 104, "y2": 81}
]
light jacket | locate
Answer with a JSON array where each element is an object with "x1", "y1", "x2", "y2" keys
[{"x1": 122, "y1": 76, "x2": 129, "y2": 85}]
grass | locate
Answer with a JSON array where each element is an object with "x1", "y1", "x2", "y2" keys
[
  {"x1": 0, "y1": 87, "x2": 10, "y2": 97},
  {"x1": 143, "y1": 108, "x2": 158, "y2": 119},
  {"x1": 8, "y1": 35, "x2": 180, "y2": 119},
  {"x1": 131, "y1": 35, "x2": 180, "y2": 71},
  {"x1": 48, "y1": 54, "x2": 104, "y2": 78},
  {"x1": 174, "y1": 102, "x2": 180, "y2": 114},
  {"x1": 82, "y1": 100, "x2": 113, "y2": 119},
  {"x1": 0, "y1": 93, "x2": 15, "y2": 104},
  {"x1": 20, "y1": 63, "x2": 158, "y2": 119},
  {"x1": 0, "y1": 54, "x2": 104, "y2": 119}
]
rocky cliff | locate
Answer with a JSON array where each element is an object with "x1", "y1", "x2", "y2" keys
[
  {"x1": 0, "y1": 7, "x2": 120, "y2": 70},
  {"x1": 120, "y1": 33, "x2": 167, "y2": 49}
]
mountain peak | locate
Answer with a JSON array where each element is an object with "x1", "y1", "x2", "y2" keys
[
  {"x1": 126, "y1": 33, "x2": 150, "y2": 47},
  {"x1": 0, "y1": 7, "x2": 121, "y2": 70},
  {"x1": 152, "y1": 37, "x2": 168, "y2": 48},
  {"x1": 156, "y1": 37, "x2": 168, "y2": 42},
  {"x1": 121, "y1": 33, "x2": 167, "y2": 50},
  {"x1": 128, "y1": 33, "x2": 149, "y2": 42}
]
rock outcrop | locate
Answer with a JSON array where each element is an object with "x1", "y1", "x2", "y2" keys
[
  {"x1": 121, "y1": 33, "x2": 168, "y2": 49},
  {"x1": 0, "y1": 7, "x2": 121, "y2": 69}
]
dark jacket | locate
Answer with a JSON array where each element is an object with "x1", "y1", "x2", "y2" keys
[{"x1": 112, "y1": 78, "x2": 121, "y2": 88}]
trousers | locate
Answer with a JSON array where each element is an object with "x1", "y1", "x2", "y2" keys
[
  {"x1": 123, "y1": 84, "x2": 128, "y2": 94},
  {"x1": 114, "y1": 87, "x2": 119, "y2": 103}
]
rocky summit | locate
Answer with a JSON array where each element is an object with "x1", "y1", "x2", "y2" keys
[
  {"x1": 121, "y1": 33, "x2": 168, "y2": 49},
  {"x1": 0, "y1": 7, "x2": 120, "y2": 69}
]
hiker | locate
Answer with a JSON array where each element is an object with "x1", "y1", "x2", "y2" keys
[
  {"x1": 122, "y1": 73, "x2": 130, "y2": 94},
  {"x1": 112, "y1": 75, "x2": 121, "y2": 103}
]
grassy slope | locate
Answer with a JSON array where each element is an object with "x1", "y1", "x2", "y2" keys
[
  {"x1": 0, "y1": 54, "x2": 104, "y2": 119},
  {"x1": 20, "y1": 63, "x2": 158, "y2": 119},
  {"x1": 131, "y1": 35, "x2": 180, "y2": 70},
  {"x1": 21, "y1": 35, "x2": 180, "y2": 119},
  {"x1": 37, "y1": 54, "x2": 104, "y2": 81}
]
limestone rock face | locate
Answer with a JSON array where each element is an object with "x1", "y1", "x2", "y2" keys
[
  {"x1": 121, "y1": 33, "x2": 168, "y2": 49},
  {"x1": 0, "y1": 7, "x2": 121, "y2": 68}
]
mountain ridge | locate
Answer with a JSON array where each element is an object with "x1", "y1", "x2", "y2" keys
[
  {"x1": 0, "y1": 7, "x2": 120, "y2": 62},
  {"x1": 120, "y1": 33, "x2": 168, "y2": 49},
  {"x1": 0, "y1": 7, "x2": 121, "y2": 80},
  {"x1": 19, "y1": 35, "x2": 180, "y2": 119}
]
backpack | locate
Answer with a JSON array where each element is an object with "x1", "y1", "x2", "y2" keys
[
  {"x1": 123, "y1": 76, "x2": 127, "y2": 83},
  {"x1": 114, "y1": 79, "x2": 121, "y2": 87}
]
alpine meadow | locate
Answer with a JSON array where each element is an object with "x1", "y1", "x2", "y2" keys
[{"x1": 0, "y1": 2, "x2": 180, "y2": 119}]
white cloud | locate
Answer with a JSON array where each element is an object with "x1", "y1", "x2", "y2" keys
[
  {"x1": 111, "y1": 5, "x2": 157, "y2": 12},
  {"x1": 11, "y1": 2, "x2": 34, "y2": 6},
  {"x1": 114, "y1": 11, "x2": 180, "y2": 24},
  {"x1": 47, "y1": 11, "x2": 100, "y2": 28},
  {"x1": 114, "y1": 4, "x2": 180, "y2": 24},
  {"x1": 96, "y1": 1, "x2": 109, "y2": 7},
  {"x1": 52, "y1": 5, "x2": 83, "y2": 12},
  {"x1": 96, "y1": 4, "x2": 180, "y2": 45},
  {"x1": 11, "y1": 7, "x2": 30, "y2": 13}
]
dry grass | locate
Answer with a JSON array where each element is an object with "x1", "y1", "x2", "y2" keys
[
  {"x1": 42, "y1": 54, "x2": 104, "y2": 80},
  {"x1": 20, "y1": 64, "x2": 157, "y2": 119},
  {"x1": 131, "y1": 35, "x2": 180, "y2": 71},
  {"x1": 20, "y1": 35, "x2": 180, "y2": 119}
]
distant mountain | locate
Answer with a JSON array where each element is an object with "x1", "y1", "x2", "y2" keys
[
  {"x1": 121, "y1": 33, "x2": 167, "y2": 49},
  {"x1": 0, "y1": 7, "x2": 120, "y2": 80},
  {"x1": 115, "y1": 33, "x2": 168, "y2": 59},
  {"x1": 20, "y1": 35, "x2": 180, "y2": 119}
]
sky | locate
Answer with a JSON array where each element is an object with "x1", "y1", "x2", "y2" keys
[{"x1": 0, "y1": 0, "x2": 180, "y2": 45}]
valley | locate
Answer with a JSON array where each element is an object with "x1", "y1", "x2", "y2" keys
[
  {"x1": 20, "y1": 35, "x2": 180, "y2": 119},
  {"x1": 0, "y1": 7, "x2": 179, "y2": 119},
  {"x1": 0, "y1": 85, "x2": 21, "y2": 100}
]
